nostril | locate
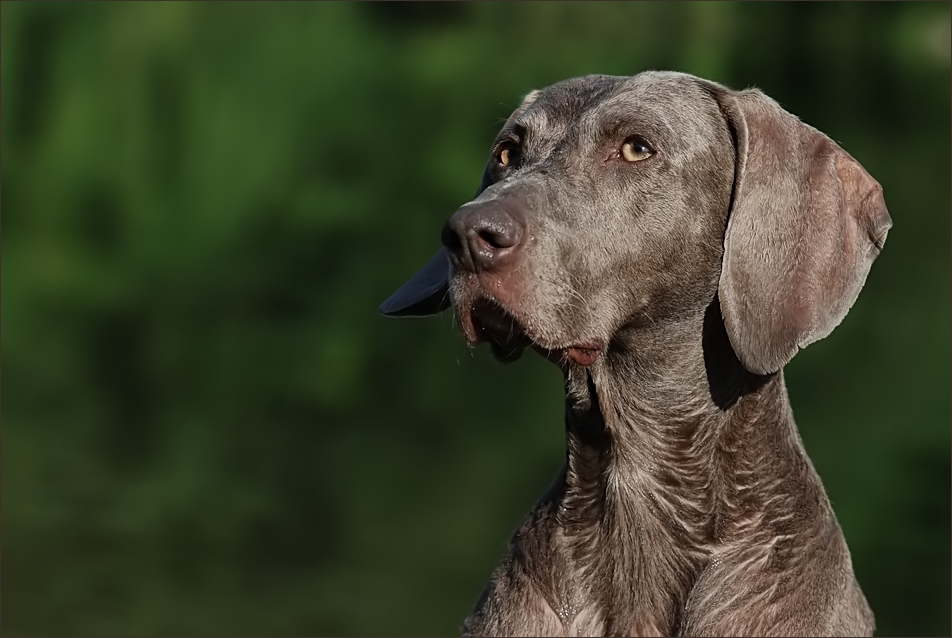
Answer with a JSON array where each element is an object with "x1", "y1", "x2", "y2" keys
[
  {"x1": 477, "y1": 228, "x2": 505, "y2": 249},
  {"x1": 442, "y1": 203, "x2": 524, "y2": 273},
  {"x1": 475, "y1": 221, "x2": 521, "y2": 250}
]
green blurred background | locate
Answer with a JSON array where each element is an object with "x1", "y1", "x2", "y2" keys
[{"x1": 2, "y1": 2, "x2": 949, "y2": 636}]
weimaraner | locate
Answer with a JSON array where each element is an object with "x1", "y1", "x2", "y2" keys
[{"x1": 379, "y1": 71, "x2": 890, "y2": 637}]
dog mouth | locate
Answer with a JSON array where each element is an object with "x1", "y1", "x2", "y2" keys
[
  {"x1": 460, "y1": 299, "x2": 532, "y2": 362},
  {"x1": 458, "y1": 297, "x2": 605, "y2": 367}
]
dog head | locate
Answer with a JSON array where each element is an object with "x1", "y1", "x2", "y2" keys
[{"x1": 380, "y1": 72, "x2": 890, "y2": 375}]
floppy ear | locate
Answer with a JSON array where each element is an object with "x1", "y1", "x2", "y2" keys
[
  {"x1": 378, "y1": 248, "x2": 451, "y2": 317},
  {"x1": 710, "y1": 87, "x2": 892, "y2": 375}
]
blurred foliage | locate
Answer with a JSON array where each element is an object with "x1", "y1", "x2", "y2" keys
[{"x1": 1, "y1": 2, "x2": 949, "y2": 636}]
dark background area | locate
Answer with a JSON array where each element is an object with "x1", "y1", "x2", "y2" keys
[{"x1": 2, "y1": 2, "x2": 949, "y2": 636}]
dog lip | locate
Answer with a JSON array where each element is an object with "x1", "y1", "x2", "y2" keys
[
  {"x1": 460, "y1": 307, "x2": 485, "y2": 344},
  {"x1": 463, "y1": 299, "x2": 534, "y2": 364},
  {"x1": 471, "y1": 300, "x2": 528, "y2": 346},
  {"x1": 466, "y1": 298, "x2": 606, "y2": 367},
  {"x1": 454, "y1": 281, "x2": 604, "y2": 366},
  {"x1": 565, "y1": 341, "x2": 605, "y2": 366}
]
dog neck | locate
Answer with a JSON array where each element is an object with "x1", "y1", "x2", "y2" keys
[{"x1": 550, "y1": 301, "x2": 819, "y2": 633}]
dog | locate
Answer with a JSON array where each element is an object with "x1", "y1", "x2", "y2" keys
[{"x1": 379, "y1": 71, "x2": 890, "y2": 637}]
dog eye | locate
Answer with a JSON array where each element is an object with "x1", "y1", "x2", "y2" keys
[
  {"x1": 620, "y1": 136, "x2": 654, "y2": 162},
  {"x1": 496, "y1": 142, "x2": 519, "y2": 168}
]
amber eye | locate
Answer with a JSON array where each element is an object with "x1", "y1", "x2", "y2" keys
[
  {"x1": 620, "y1": 136, "x2": 655, "y2": 162},
  {"x1": 496, "y1": 142, "x2": 519, "y2": 167}
]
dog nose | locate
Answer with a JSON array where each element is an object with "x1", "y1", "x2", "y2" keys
[{"x1": 441, "y1": 203, "x2": 525, "y2": 273}]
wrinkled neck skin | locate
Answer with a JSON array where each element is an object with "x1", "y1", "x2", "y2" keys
[
  {"x1": 558, "y1": 305, "x2": 798, "y2": 631},
  {"x1": 464, "y1": 303, "x2": 838, "y2": 636}
]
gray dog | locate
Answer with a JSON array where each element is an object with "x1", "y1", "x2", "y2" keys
[{"x1": 380, "y1": 71, "x2": 890, "y2": 637}]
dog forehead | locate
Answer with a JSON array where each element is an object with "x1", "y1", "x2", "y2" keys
[{"x1": 518, "y1": 72, "x2": 717, "y2": 141}]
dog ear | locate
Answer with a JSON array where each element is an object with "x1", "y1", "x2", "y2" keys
[
  {"x1": 709, "y1": 86, "x2": 891, "y2": 375},
  {"x1": 378, "y1": 248, "x2": 451, "y2": 317}
]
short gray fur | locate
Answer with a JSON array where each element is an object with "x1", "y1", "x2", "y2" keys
[{"x1": 380, "y1": 71, "x2": 890, "y2": 637}]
